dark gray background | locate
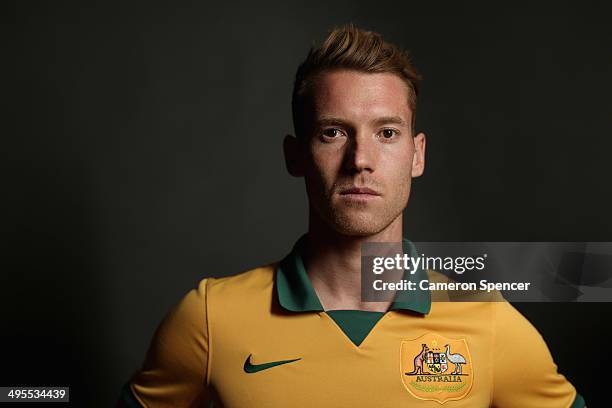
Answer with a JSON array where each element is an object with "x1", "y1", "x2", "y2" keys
[{"x1": 4, "y1": 1, "x2": 611, "y2": 406}]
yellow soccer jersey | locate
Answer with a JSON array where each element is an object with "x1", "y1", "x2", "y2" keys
[{"x1": 119, "y1": 236, "x2": 585, "y2": 407}]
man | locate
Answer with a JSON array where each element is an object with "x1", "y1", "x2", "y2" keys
[{"x1": 118, "y1": 24, "x2": 585, "y2": 407}]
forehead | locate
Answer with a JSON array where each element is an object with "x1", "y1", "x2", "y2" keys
[{"x1": 309, "y1": 70, "x2": 412, "y2": 123}]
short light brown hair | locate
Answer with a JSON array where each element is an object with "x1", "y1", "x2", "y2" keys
[{"x1": 292, "y1": 24, "x2": 422, "y2": 139}]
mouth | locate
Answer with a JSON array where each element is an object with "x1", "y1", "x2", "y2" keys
[{"x1": 338, "y1": 186, "x2": 381, "y2": 200}]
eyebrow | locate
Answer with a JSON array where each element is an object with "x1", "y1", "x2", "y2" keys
[
  {"x1": 371, "y1": 116, "x2": 408, "y2": 127},
  {"x1": 315, "y1": 115, "x2": 408, "y2": 128}
]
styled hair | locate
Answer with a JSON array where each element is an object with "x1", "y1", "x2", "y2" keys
[{"x1": 291, "y1": 24, "x2": 422, "y2": 139}]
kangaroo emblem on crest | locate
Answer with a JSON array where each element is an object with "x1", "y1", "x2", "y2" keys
[{"x1": 405, "y1": 343, "x2": 429, "y2": 375}]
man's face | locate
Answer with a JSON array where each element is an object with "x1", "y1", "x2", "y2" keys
[{"x1": 297, "y1": 70, "x2": 426, "y2": 236}]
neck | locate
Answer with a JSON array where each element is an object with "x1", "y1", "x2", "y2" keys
[{"x1": 304, "y1": 209, "x2": 404, "y2": 312}]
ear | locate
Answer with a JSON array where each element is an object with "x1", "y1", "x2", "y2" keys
[
  {"x1": 411, "y1": 132, "x2": 426, "y2": 178},
  {"x1": 283, "y1": 134, "x2": 305, "y2": 177}
]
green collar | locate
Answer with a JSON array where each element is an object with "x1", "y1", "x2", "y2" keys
[{"x1": 276, "y1": 234, "x2": 431, "y2": 314}]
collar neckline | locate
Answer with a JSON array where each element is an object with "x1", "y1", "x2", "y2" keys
[{"x1": 276, "y1": 234, "x2": 431, "y2": 314}]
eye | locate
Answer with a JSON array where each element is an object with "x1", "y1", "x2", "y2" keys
[
  {"x1": 380, "y1": 129, "x2": 398, "y2": 139},
  {"x1": 322, "y1": 128, "x2": 344, "y2": 138}
]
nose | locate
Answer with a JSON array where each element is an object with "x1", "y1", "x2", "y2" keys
[{"x1": 344, "y1": 132, "x2": 375, "y2": 174}]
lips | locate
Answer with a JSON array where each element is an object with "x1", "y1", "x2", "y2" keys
[{"x1": 339, "y1": 187, "x2": 381, "y2": 196}]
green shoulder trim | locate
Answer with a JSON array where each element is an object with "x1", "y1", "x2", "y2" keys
[
  {"x1": 570, "y1": 392, "x2": 586, "y2": 408},
  {"x1": 116, "y1": 383, "x2": 143, "y2": 408}
]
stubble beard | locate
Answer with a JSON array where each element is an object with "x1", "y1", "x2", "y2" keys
[{"x1": 313, "y1": 190, "x2": 408, "y2": 237}]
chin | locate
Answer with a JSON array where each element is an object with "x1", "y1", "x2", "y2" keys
[{"x1": 330, "y1": 211, "x2": 394, "y2": 237}]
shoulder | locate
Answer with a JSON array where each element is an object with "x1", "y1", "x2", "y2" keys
[
  {"x1": 205, "y1": 262, "x2": 278, "y2": 314},
  {"x1": 492, "y1": 301, "x2": 548, "y2": 351},
  {"x1": 144, "y1": 262, "x2": 278, "y2": 344},
  {"x1": 490, "y1": 302, "x2": 580, "y2": 406},
  {"x1": 489, "y1": 303, "x2": 551, "y2": 378},
  {"x1": 206, "y1": 262, "x2": 277, "y2": 297},
  {"x1": 493, "y1": 302, "x2": 540, "y2": 336}
]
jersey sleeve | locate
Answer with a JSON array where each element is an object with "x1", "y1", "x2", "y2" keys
[
  {"x1": 126, "y1": 278, "x2": 212, "y2": 408},
  {"x1": 490, "y1": 302, "x2": 585, "y2": 408}
]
